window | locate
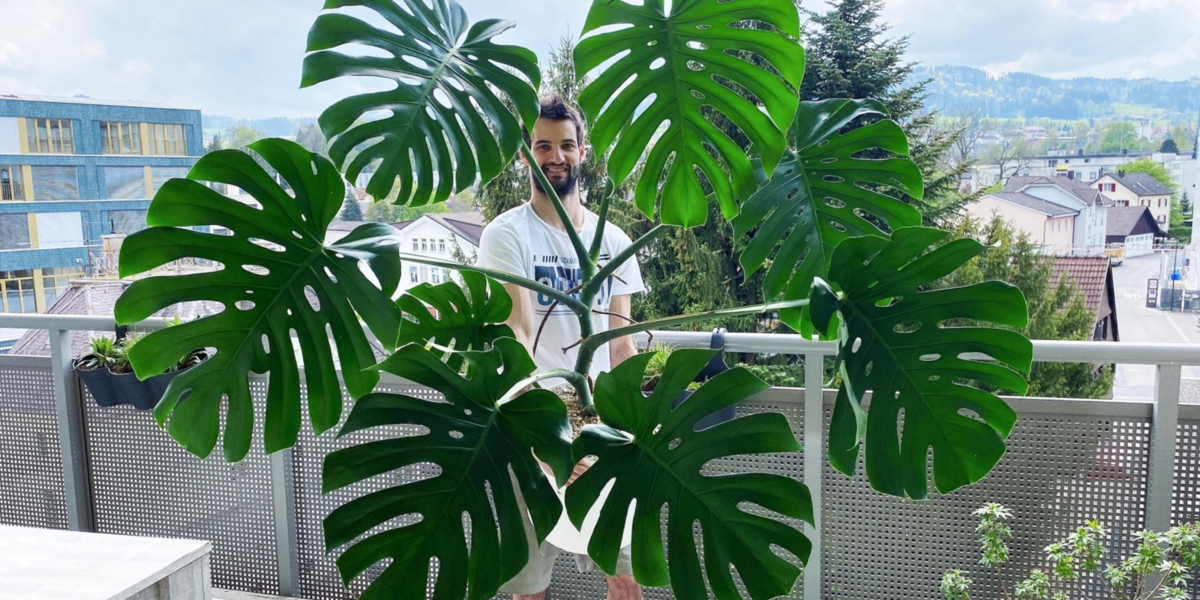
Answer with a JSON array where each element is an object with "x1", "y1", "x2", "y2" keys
[
  {"x1": 419, "y1": 266, "x2": 428, "y2": 282},
  {"x1": 438, "y1": 238, "x2": 446, "y2": 253},
  {"x1": 0, "y1": 165, "x2": 23, "y2": 200},
  {"x1": 1159, "y1": 198, "x2": 1167, "y2": 208},
  {"x1": 1158, "y1": 215, "x2": 1167, "y2": 223},
  {"x1": 0, "y1": 270, "x2": 36, "y2": 314},
  {"x1": 409, "y1": 266, "x2": 418, "y2": 283},
  {"x1": 147, "y1": 123, "x2": 187, "y2": 155},
  {"x1": 150, "y1": 167, "x2": 189, "y2": 196},
  {"x1": 41, "y1": 266, "x2": 83, "y2": 308},
  {"x1": 432, "y1": 269, "x2": 441, "y2": 284},
  {"x1": 100, "y1": 122, "x2": 142, "y2": 155},
  {"x1": 25, "y1": 118, "x2": 74, "y2": 154},
  {"x1": 0, "y1": 214, "x2": 30, "y2": 250},
  {"x1": 35, "y1": 212, "x2": 84, "y2": 248},
  {"x1": 104, "y1": 167, "x2": 146, "y2": 199},
  {"x1": 30, "y1": 166, "x2": 79, "y2": 201},
  {"x1": 412, "y1": 239, "x2": 419, "y2": 252},
  {"x1": 421, "y1": 239, "x2": 428, "y2": 252}
]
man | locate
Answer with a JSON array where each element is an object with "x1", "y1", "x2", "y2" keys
[{"x1": 478, "y1": 94, "x2": 644, "y2": 600}]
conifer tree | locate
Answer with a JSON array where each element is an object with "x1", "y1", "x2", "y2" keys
[{"x1": 339, "y1": 186, "x2": 365, "y2": 221}]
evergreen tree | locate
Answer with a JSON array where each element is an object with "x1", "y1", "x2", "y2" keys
[
  {"x1": 1161, "y1": 137, "x2": 1180, "y2": 154},
  {"x1": 339, "y1": 186, "x2": 365, "y2": 221},
  {"x1": 941, "y1": 216, "x2": 1113, "y2": 399},
  {"x1": 205, "y1": 133, "x2": 224, "y2": 154},
  {"x1": 1182, "y1": 191, "x2": 1191, "y2": 215},
  {"x1": 799, "y1": 0, "x2": 976, "y2": 226}
]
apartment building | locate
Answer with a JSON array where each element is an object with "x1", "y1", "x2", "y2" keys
[{"x1": 0, "y1": 93, "x2": 201, "y2": 314}]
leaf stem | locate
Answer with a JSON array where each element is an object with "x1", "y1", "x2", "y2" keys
[
  {"x1": 582, "y1": 224, "x2": 670, "y2": 299},
  {"x1": 579, "y1": 298, "x2": 811, "y2": 354},
  {"x1": 588, "y1": 178, "x2": 615, "y2": 264},
  {"x1": 398, "y1": 252, "x2": 588, "y2": 314},
  {"x1": 499, "y1": 368, "x2": 591, "y2": 410}
]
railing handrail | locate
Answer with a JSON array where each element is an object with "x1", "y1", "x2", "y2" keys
[{"x1": 5, "y1": 313, "x2": 1200, "y2": 366}]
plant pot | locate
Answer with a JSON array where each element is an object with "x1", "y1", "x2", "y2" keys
[{"x1": 74, "y1": 353, "x2": 206, "y2": 411}]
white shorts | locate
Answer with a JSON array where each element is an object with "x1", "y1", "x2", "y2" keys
[{"x1": 498, "y1": 483, "x2": 633, "y2": 595}]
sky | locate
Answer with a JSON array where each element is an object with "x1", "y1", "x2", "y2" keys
[{"x1": 0, "y1": 0, "x2": 1197, "y2": 119}]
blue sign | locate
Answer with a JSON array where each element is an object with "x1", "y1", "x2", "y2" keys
[{"x1": 1171, "y1": 270, "x2": 1183, "y2": 281}]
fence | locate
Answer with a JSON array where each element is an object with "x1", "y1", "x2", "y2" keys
[{"x1": 0, "y1": 314, "x2": 1198, "y2": 599}]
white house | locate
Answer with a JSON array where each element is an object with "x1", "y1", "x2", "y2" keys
[
  {"x1": 1093, "y1": 171, "x2": 1175, "y2": 226},
  {"x1": 327, "y1": 212, "x2": 484, "y2": 294},
  {"x1": 967, "y1": 175, "x2": 1112, "y2": 256},
  {"x1": 965, "y1": 150, "x2": 1198, "y2": 199}
]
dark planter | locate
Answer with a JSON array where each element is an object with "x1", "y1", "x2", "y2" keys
[{"x1": 73, "y1": 354, "x2": 206, "y2": 411}]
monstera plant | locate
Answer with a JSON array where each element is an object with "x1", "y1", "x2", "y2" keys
[{"x1": 114, "y1": 0, "x2": 1032, "y2": 597}]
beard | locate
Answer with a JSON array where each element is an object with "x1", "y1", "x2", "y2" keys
[{"x1": 532, "y1": 163, "x2": 579, "y2": 197}]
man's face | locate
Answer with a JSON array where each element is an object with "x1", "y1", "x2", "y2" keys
[{"x1": 526, "y1": 117, "x2": 585, "y2": 196}]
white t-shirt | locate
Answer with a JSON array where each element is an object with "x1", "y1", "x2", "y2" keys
[{"x1": 478, "y1": 204, "x2": 645, "y2": 384}]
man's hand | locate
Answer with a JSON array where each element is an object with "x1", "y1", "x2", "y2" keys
[{"x1": 608, "y1": 294, "x2": 637, "y2": 367}]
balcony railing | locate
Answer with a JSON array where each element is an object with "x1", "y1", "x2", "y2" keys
[{"x1": 0, "y1": 313, "x2": 1197, "y2": 599}]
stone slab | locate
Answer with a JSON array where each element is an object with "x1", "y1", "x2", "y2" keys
[{"x1": 0, "y1": 525, "x2": 211, "y2": 600}]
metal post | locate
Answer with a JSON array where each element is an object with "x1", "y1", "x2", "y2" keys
[
  {"x1": 49, "y1": 327, "x2": 94, "y2": 532},
  {"x1": 1147, "y1": 364, "x2": 1181, "y2": 533},
  {"x1": 270, "y1": 448, "x2": 300, "y2": 596},
  {"x1": 802, "y1": 351, "x2": 823, "y2": 600}
]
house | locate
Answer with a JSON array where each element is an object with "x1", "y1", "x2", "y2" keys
[
  {"x1": 1106, "y1": 206, "x2": 1167, "y2": 257},
  {"x1": 390, "y1": 212, "x2": 484, "y2": 293},
  {"x1": 967, "y1": 175, "x2": 1111, "y2": 256},
  {"x1": 1048, "y1": 256, "x2": 1120, "y2": 342},
  {"x1": 1094, "y1": 171, "x2": 1174, "y2": 226},
  {"x1": 964, "y1": 150, "x2": 1199, "y2": 203}
]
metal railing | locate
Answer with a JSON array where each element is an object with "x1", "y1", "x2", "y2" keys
[{"x1": 1, "y1": 313, "x2": 1198, "y2": 599}]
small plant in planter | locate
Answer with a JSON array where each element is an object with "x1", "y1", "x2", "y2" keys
[{"x1": 75, "y1": 334, "x2": 206, "y2": 411}]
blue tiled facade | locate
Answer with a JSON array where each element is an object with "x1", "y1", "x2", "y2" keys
[{"x1": 0, "y1": 96, "x2": 202, "y2": 313}]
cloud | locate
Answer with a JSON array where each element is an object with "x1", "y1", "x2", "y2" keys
[{"x1": 0, "y1": 0, "x2": 1194, "y2": 120}]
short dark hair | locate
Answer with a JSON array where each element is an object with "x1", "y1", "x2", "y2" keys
[{"x1": 522, "y1": 93, "x2": 585, "y2": 146}]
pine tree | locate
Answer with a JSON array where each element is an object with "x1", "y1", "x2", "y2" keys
[
  {"x1": 205, "y1": 133, "x2": 224, "y2": 154},
  {"x1": 1161, "y1": 138, "x2": 1180, "y2": 154},
  {"x1": 799, "y1": 0, "x2": 975, "y2": 226},
  {"x1": 339, "y1": 185, "x2": 365, "y2": 221},
  {"x1": 1182, "y1": 191, "x2": 1191, "y2": 216}
]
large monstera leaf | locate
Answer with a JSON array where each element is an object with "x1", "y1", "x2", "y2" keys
[
  {"x1": 733, "y1": 99, "x2": 923, "y2": 334},
  {"x1": 115, "y1": 139, "x2": 401, "y2": 461},
  {"x1": 395, "y1": 271, "x2": 514, "y2": 369},
  {"x1": 302, "y1": 0, "x2": 540, "y2": 205},
  {"x1": 575, "y1": 0, "x2": 805, "y2": 228},
  {"x1": 323, "y1": 338, "x2": 573, "y2": 600},
  {"x1": 565, "y1": 349, "x2": 812, "y2": 600},
  {"x1": 819, "y1": 227, "x2": 1033, "y2": 499}
]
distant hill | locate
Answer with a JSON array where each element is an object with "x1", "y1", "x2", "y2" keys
[
  {"x1": 202, "y1": 115, "x2": 317, "y2": 137},
  {"x1": 913, "y1": 66, "x2": 1200, "y2": 120}
]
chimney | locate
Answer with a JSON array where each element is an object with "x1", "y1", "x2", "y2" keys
[
  {"x1": 1078, "y1": 148, "x2": 1084, "y2": 157},
  {"x1": 1122, "y1": 149, "x2": 1128, "y2": 155},
  {"x1": 1118, "y1": 170, "x2": 1126, "y2": 178}
]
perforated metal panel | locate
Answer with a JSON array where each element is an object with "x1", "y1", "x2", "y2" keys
[
  {"x1": 821, "y1": 402, "x2": 1152, "y2": 600},
  {"x1": 83, "y1": 378, "x2": 278, "y2": 594},
  {"x1": 293, "y1": 378, "x2": 444, "y2": 599},
  {"x1": 0, "y1": 358, "x2": 68, "y2": 529},
  {"x1": 1175, "y1": 420, "x2": 1200, "y2": 527}
]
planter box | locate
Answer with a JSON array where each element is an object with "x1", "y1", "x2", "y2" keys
[{"x1": 74, "y1": 353, "x2": 206, "y2": 411}]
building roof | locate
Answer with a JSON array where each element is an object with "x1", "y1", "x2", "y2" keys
[
  {"x1": 0, "y1": 92, "x2": 185, "y2": 111},
  {"x1": 1047, "y1": 256, "x2": 1118, "y2": 338},
  {"x1": 393, "y1": 212, "x2": 486, "y2": 247},
  {"x1": 1104, "y1": 171, "x2": 1174, "y2": 197},
  {"x1": 9, "y1": 281, "x2": 222, "y2": 357},
  {"x1": 989, "y1": 192, "x2": 1079, "y2": 217},
  {"x1": 1106, "y1": 206, "x2": 1167, "y2": 239},
  {"x1": 1006, "y1": 175, "x2": 1113, "y2": 207}
]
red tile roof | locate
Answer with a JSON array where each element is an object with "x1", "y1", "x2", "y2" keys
[{"x1": 1048, "y1": 256, "x2": 1111, "y2": 317}]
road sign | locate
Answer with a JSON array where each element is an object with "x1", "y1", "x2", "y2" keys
[
  {"x1": 1171, "y1": 270, "x2": 1183, "y2": 281},
  {"x1": 1147, "y1": 279, "x2": 1159, "y2": 308}
]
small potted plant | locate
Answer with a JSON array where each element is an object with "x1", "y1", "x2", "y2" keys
[{"x1": 74, "y1": 333, "x2": 206, "y2": 410}]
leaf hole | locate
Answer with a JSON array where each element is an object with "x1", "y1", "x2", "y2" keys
[
  {"x1": 235, "y1": 300, "x2": 255, "y2": 312},
  {"x1": 403, "y1": 55, "x2": 430, "y2": 69},
  {"x1": 261, "y1": 334, "x2": 269, "y2": 354},
  {"x1": 829, "y1": 221, "x2": 847, "y2": 233},
  {"x1": 823, "y1": 175, "x2": 845, "y2": 184},
  {"x1": 821, "y1": 157, "x2": 838, "y2": 164},
  {"x1": 291, "y1": 231, "x2": 303, "y2": 240},
  {"x1": 668, "y1": 438, "x2": 681, "y2": 450},
  {"x1": 245, "y1": 290, "x2": 254, "y2": 295},
  {"x1": 310, "y1": 160, "x2": 318, "y2": 176},
  {"x1": 324, "y1": 266, "x2": 338, "y2": 283},
  {"x1": 894, "y1": 321, "x2": 923, "y2": 334},
  {"x1": 449, "y1": 430, "x2": 463, "y2": 439},
  {"x1": 824, "y1": 197, "x2": 846, "y2": 209},
  {"x1": 649, "y1": 57, "x2": 666, "y2": 70},
  {"x1": 686, "y1": 60, "x2": 705, "y2": 72},
  {"x1": 463, "y1": 409, "x2": 472, "y2": 416},
  {"x1": 929, "y1": 375, "x2": 940, "y2": 381},
  {"x1": 875, "y1": 297, "x2": 901, "y2": 307},
  {"x1": 686, "y1": 41, "x2": 708, "y2": 51},
  {"x1": 920, "y1": 354, "x2": 941, "y2": 362},
  {"x1": 652, "y1": 424, "x2": 662, "y2": 435},
  {"x1": 241, "y1": 265, "x2": 270, "y2": 276},
  {"x1": 817, "y1": 140, "x2": 830, "y2": 147},
  {"x1": 690, "y1": 89, "x2": 706, "y2": 100},
  {"x1": 864, "y1": 361, "x2": 873, "y2": 376},
  {"x1": 286, "y1": 308, "x2": 292, "y2": 316},
  {"x1": 696, "y1": 23, "x2": 711, "y2": 29},
  {"x1": 248, "y1": 238, "x2": 286, "y2": 253},
  {"x1": 304, "y1": 285, "x2": 320, "y2": 311},
  {"x1": 851, "y1": 337, "x2": 862, "y2": 353}
]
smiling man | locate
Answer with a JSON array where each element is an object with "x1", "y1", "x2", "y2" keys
[{"x1": 478, "y1": 94, "x2": 644, "y2": 600}]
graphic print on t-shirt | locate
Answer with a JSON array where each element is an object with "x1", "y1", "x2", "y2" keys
[{"x1": 533, "y1": 252, "x2": 614, "y2": 316}]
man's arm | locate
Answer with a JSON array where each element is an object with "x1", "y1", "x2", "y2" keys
[
  {"x1": 502, "y1": 282, "x2": 536, "y2": 356},
  {"x1": 608, "y1": 294, "x2": 638, "y2": 367}
]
